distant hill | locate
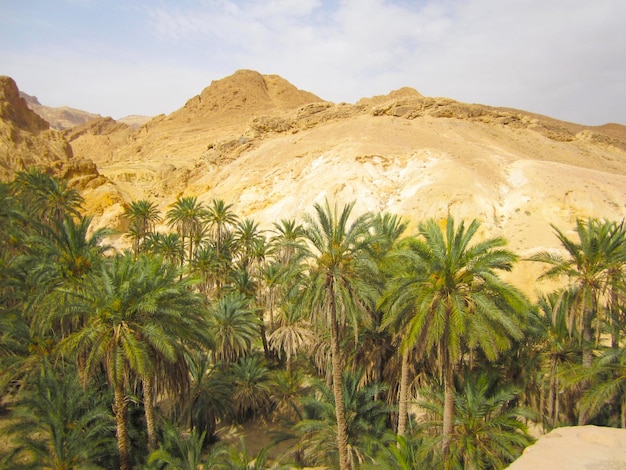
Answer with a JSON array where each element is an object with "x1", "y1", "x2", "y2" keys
[{"x1": 19, "y1": 91, "x2": 102, "y2": 130}]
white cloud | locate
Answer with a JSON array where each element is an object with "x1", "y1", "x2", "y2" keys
[{"x1": 2, "y1": 0, "x2": 625, "y2": 124}]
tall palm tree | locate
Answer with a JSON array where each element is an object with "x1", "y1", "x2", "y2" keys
[
  {"x1": 166, "y1": 196, "x2": 209, "y2": 265},
  {"x1": 123, "y1": 199, "x2": 161, "y2": 255},
  {"x1": 232, "y1": 218, "x2": 265, "y2": 271},
  {"x1": 292, "y1": 370, "x2": 393, "y2": 469},
  {"x1": 206, "y1": 198, "x2": 239, "y2": 252},
  {"x1": 298, "y1": 200, "x2": 375, "y2": 470},
  {"x1": 59, "y1": 253, "x2": 207, "y2": 469},
  {"x1": 529, "y1": 218, "x2": 626, "y2": 424},
  {"x1": 382, "y1": 217, "x2": 529, "y2": 461},
  {"x1": 270, "y1": 218, "x2": 308, "y2": 266}
]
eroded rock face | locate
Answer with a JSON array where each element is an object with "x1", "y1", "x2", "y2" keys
[
  {"x1": 508, "y1": 426, "x2": 626, "y2": 469},
  {"x1": 0, "y1": 76, "x2": 109, "y2": 204}
]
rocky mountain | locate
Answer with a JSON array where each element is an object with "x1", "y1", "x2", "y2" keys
[
  {"x1": 19, "y1": 90, "x2": 102, "y2": 130},
  {"x1": 0, "y1": 75, "x2": 120, "y2": 206},
  {"x1": 3, "y1": 69, "x2": 626, "y2": 293}
]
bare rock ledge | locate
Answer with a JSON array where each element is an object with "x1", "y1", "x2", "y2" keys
[{"x1": 508, "y1": 426, "x2": 626, "y2": 469}]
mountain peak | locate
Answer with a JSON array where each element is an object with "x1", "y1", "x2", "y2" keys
[
  {"x1": 178, "y1": 69, "x2": 323, "y2": 120},
  {"x1": 0, "y1": 76, "x2": 49, "y2": 132}
]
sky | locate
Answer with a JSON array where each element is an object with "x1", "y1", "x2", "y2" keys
[{"x1": 1, "y1": 0, "x2": 625, "y2": 125}]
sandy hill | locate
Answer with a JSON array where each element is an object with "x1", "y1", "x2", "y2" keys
[{"x1": 3, "y1": 69, "x2": 626, "y2": 292}]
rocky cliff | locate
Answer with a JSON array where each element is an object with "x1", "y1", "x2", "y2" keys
[{"x1": 0, "y1": 76, "x2": 120, "y2": 208}]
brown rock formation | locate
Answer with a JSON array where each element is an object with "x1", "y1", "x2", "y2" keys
[{"x1": 0, "y1": 76, "x2": 117, "y2": 203}]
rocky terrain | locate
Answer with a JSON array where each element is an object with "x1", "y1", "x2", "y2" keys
[{"x1": 3, "y1": 69, "x2": 626, "y2": 292}]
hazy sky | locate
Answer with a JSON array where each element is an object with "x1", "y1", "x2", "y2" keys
[{"x1": 2, "y1": 0, "x2": 624, "y2": 125}]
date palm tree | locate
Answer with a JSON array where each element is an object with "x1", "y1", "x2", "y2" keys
[
  {"x1": 298, "y1": 200, "x2": 375, "y2": 470},
  {"x1": 1, "y1": 362, "x2": 115, "y2": 469},
  {"x1": 382, "y1": 217, "x2": 530, "y2": 462},
  {"x1": 292, "y1": 369, "x2": 393, "y2": 469},
  {"x1": 166, "y1": 196, "x2": 208, "y2": 265},
  {"x1": 418, "y1": 372, "x2": 535, "y2": 469},
  {"x1": 529, "y1": 218, "x2": 626, "y2": 424},
  {"x1": 206, "y1": 198, "x2": 238, "y2": 252},
  {"x1": 207, "y1": 293, "x2": 261, "y2": 365},
  {"x1": 144, "y1": 232, "x2": 183, "y2": 267},
  {"x1": 59, "y1": 253, "x2": 206, "y2": 469},
  {"x1": 12, "y1": 168, "x2": 83, "y2": 225},
  {"x1": 123, "y1": 199, "x2": 161, "y2": 255},
  {"x1": 270, "y1": 218, "x2": 308, "y2": 266}
]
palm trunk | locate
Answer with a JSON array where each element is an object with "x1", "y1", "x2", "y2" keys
[
  {"x1": 114, "y1": 381, "x2": 131, "y2": 470},
  {"x1": 143, "y1": 374, "x2": 157, "y2": 452},
  {"x1": 442, "y1": 366, "x2": 455, "y2": 463},
  {"x1": 259, "y1": 313, "x2": 270, "y2": 360},
  {"x1": 397, "y1": 348, "x2": 410, "y2": 437},
  {"x1": 329, "y1": 283, "x2": 350, "y2": 470},
  {"x1": 579, "y1": 307, "x2": 594, "y2": 426}
]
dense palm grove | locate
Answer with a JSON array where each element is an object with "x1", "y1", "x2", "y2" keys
[{"x1": 1, "y1": 169, "x2": 626, "y2": 469}]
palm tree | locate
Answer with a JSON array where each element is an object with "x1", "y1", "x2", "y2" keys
[
  {"x1": 529, "y1": 218, "x2": 626, "y2": 424},
  {"x1": 206, "y1": 198, "x2": 239, "y2": 252},
  {"x1": 123, "y1": 199, "x2": 161, "y2": 255},
  {"x1": 207, "y1": 293, "x2": 261, "y2": 365},
  {"x1": 144, "y1": 232, "x2": 183, "y2": 267},
  {"x1": 417, "y1": 372, "x2": 535, "y2": 469},
  {"x1": 59, "y1": 253, "x2": 207, "y2": 469},
  {"x1": 382, "y1": 217, "x2": 530, "y2": 461},
  {"x1": 292, "y1": 370, "x2": 393, "y2": 469},
  {"x1": 166, "y1": 196, "x2": 209, "y2": 265},
  {"x1": 2, "y1": 362, "x2": 115, "y2": 469},
  {"x1": 229, "y1": 354, "x2": 275, "y2": 421},
  {"x1": 574, "y1": 345, "x2": 626, "y2": 427},
  {"x1": 232, "y1": 218, "x2": 265, "y2": 271},
  {"x1": 270, "y1": 218, "x2": 308, "y2": 266},
  {"x1": 12, "y1": 168, "x2": 83, "y2": 225},
  {"x1": 181, "y1": 351, "x2": 233, "y2": 440},
  {"x1": 268, "y1": 303, "x2": 316, "y2": 371},
  {"x1": 148, "y1": 421, "x2": 230, "y2": 470},
  {"x1": 298, "y1": 200, "x2": 375, "y2": 470}
]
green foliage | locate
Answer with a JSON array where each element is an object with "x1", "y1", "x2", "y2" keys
[
  {"x1": 4, "y1": 170, "x2": 626, "y2": 470},
  {"x1": 1, "y1": 362, "x2": 115, "y2": 469},
  {"x1": 292, "y1": 369, "x2": 394, "y2": 469},
  {"x1": 417, "y1": 372, "x2": 535, "y2": 469}
]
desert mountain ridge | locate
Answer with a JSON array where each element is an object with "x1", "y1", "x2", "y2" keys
[{"x1": 2, "y1": 69, "x2": 626, "y2": 295}]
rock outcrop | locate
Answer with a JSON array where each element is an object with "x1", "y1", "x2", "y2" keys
[
  {"x1": 0, "y1": 76, "x2": 117, "y2": 203},
  {"x1": 508, "y1": 426, "x2": 626, "y2": 469},
  {"x1": 0, "y1": 76, "x2": 73, "y2": 180}
]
